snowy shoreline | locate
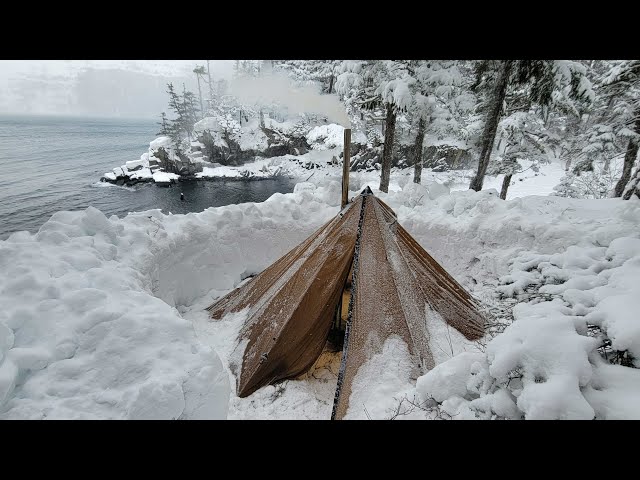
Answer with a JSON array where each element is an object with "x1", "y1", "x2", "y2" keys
[{"x1": 100, "y1": 120, "x2": 350, "y2": 186}]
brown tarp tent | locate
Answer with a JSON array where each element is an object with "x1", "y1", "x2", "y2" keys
[{"x1": 207, "y1": 187, "x2": 485, "y2": 419}]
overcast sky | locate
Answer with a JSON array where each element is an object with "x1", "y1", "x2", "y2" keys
[{"x1": 0, "y1": 60, "x2": 235, "y2": 119}]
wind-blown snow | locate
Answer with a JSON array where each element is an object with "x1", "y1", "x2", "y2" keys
[{"x1": 229, "y1": 72, "x2": 351, "y2": 127}]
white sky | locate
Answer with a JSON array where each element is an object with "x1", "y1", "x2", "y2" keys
[{"x1": 0, "y1": 60, "x2": 235, "y2": 119}]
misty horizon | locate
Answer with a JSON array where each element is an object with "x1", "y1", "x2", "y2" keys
[{"x1": 0, "y1": 60, "x2": 235, "y2": 119}]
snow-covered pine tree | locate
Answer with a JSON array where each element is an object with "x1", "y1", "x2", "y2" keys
[
  {"x1": 336, "y1": 61, "x2": 414, "y2": 192},
  {"x1": 405, "y1": 60, "x2": 470, "y2": 184},
  {"x1": 469, "y1": 60, "x2": 593, "y2": 192},
  {"x1": 552, "y1": 172, "x2": 580, "y2": 197},
  {"x1": 469, "y1": 60, "x2": 514, "y2": 191},
  {"x1": 599, "y1": 60, "x2": 640, "y2": 198},
  {"x1": 377, "y1": 63, "x2": 415, "y2": 192},
  {"x1": 488, "y1": 111, "x2": 548, "y2": 199},
  {"x1": 552, "y1": 60, "x2": 637, "y2": 198},
  {"x1": 156, "y1": 112, "x2": 170, "y2": 136}
]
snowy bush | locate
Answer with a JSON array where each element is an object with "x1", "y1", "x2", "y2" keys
[
  {"x1": 414, "y1": 236, "x2": 640, "y2": 420},
  {"x1": 554, "y1": 159, "x2": 625, "y2": 199}
]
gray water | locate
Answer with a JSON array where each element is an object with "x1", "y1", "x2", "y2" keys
[{"x1": 0, "y1": 114, "x2": 295, "y2": 240}]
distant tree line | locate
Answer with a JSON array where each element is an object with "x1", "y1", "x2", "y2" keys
[{"x1": 154, "y1": 59, "x2": 640, "y2": 200}]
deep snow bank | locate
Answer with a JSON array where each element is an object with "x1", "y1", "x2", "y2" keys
[
  {"x1": 0, "y1": 181, "x2": 345, "y2": 419},
  {"x1": 0, "y1": 208, "x2": 230, "y2": 419}
]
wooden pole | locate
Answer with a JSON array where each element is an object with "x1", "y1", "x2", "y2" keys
[{"x1": 341, "y1": 128, "x2": 351, "y2": 209}]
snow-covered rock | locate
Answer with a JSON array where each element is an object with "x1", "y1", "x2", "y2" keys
[
  {"x1": 152, "y1": 171, "x2": 179, "y2": 184},
  {"x1": 306, "y1": 124, "x2": 345, "y2": 150}
]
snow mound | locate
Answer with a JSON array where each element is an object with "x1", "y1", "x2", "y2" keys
[
  {"x1": 152, "y1": 171, "x2": 179, "y2": 183},
  {"x1": 238, "y1": 126, "x2": 269, "y2": 151},
  {"x1": 0, "y1": 207, "x2": 232, "y2": 419},
  {"x1": 125, "y1": 159, "x2": 144, "y2": 170},
  {"x1": 149, "y1": 136, "x2": 172, "y2": 151},
  {"x1": 306, "y1": 124, "x2": 345, "y2": 150}
]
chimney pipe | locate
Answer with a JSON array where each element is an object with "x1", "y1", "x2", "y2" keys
[{"x1": 341, "y1": 128, "x2": 351, "y2": 209}]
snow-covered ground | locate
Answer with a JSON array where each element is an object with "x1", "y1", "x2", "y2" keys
[
  {"x1": 199, "y1": 147, "x2": 566, "y2": 200},
  {"x1": 2, "y1": 152, "x2": 639, "y2": 419},
  {"x1": 197, "y1": 158, "x2": 284, "y2": 180}
]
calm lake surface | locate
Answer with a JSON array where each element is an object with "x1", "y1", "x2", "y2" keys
[{"x1": 0, "y1": 114, "x2": 295, "y2": 240}]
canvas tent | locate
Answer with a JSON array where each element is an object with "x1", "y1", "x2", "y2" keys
[{"x1": 207, "y1": 187, "x2": 485, "y2": 419}]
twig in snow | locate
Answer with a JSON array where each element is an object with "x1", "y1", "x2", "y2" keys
[
  {"x1": 387, "y1": 394, "x2": 452, "y2": 420},
  {"x1": 363, "y1": 404, "x2": 372, "y2": 420}
]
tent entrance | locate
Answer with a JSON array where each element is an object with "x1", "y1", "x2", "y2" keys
[{"x1": 327, "y1": 262, "x2": 354, "y2": 352}]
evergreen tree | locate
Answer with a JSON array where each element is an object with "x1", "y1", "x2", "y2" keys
[
  {"x1": 469, "y1": 60, "x2": 593, "y2": 192},
  {"x1": 156, "y1": 112, "x2": 170, "y2": 136},
  {"x1": 162, "y1": 82, "x2": 200, "y2": 151},
  {"x1": 600, "y1": 60, "x2": 640, "y2": 197},
  {"x1": 193, "y1": 65, "x2": 207, "y2": 118},
  {"x1": 488, "y1": 112, "x2": 548, "y2": 199},
  {"x1": 336, "y1": 60, "x2": 413, "y2": 192}
]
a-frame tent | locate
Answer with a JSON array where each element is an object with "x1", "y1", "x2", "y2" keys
[{"x1": 207, "y1": 187, "x2": 485, "y2": 419}]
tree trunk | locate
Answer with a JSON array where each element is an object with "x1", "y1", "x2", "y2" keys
[
  {"x1": 207, "y1": 60, "x2": 214, "y2": 103},
  {"x1": 565, "y1": 156, "x2": 572, "y2": 171},
  {"x1": 614, "y1": 112, "x2": 640, "y2": 197},
  {"x1": 379, "y1": 103, "x2": 397, "y2": 193},
  {"x1": 413, "y1": 117, "x2": 426, "y2": 184},
  {"x1": 453, "y1": 149, "x2": 464, "y2": 169},
  {"x1": 196, "y1": 76, "x2": 204, "y2": 118},
  {"x1": 623, "y1": 166, "x2": 640, "y2": 200},
  {"x1": 328, "y1": 74, "x2": 334, "y2": 94},
  {"x1": 500, "y1": 174, "x2": 512, "y2": 200},
  {"x1": 469, "y1": 60, "x2": 514, "y2": 192}
]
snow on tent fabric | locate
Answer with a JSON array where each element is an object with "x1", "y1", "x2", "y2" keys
[{"x1": 207, "y1": 187, "x2": 485, "y2": 419}]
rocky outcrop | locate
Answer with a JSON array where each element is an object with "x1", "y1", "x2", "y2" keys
[
  {"x1": 200, "y1": 126, "x2": 311, "y2": 167},
  {"x1": 154, "y1": 147, "x2": 203, "y2": 176},
  {"x1": 423, "y1": 145, "x2": 473, "y2": 170}
]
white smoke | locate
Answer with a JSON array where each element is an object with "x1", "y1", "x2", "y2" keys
[{"x1": 228, "y1": 72, "x2": 351, "y2": 127}]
